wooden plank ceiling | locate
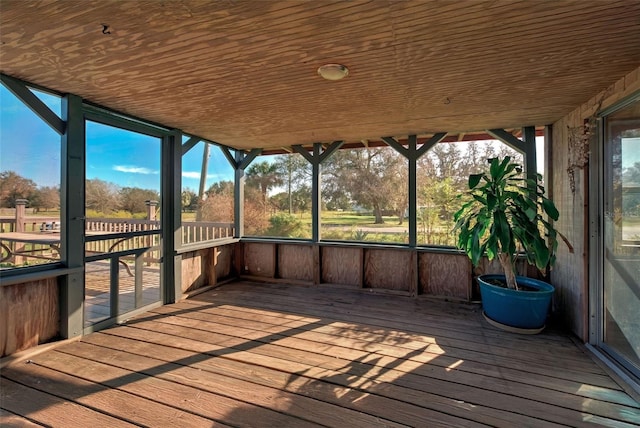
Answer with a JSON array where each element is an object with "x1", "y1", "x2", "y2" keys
[{"x1": 1, "y1": 0, "x2": 640, "y2": 152}]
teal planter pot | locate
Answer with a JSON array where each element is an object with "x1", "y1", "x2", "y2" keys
[{"x1": 478, "y1": 274, "x2": 555, "y2": 330}]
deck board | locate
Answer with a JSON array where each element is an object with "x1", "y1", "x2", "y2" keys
[
  {"x1": 0, "y1": 408, "x2": 43, "y2": 427},
  {"x1": 2, "y1": 281, "x2": 639, "y2": 427}
]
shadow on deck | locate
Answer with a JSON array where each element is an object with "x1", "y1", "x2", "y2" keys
[{"x1": 1, "y1": 281, "x2": 639, "y2": 427}]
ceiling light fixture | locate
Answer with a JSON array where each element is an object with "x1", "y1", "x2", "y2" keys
[{"x1": 317, "y1": 63, "x2": 349, "y2": 81}]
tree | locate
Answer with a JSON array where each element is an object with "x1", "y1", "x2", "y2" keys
[
  {"x1": 86, "y1": 178, "x2": 120, "y2": 215},
  {"x1": 273, "y1": 154, "x2": 310, "y2": 214},
  {"x1": 0, "y1": 171, "x2": 37, "y2": 208},
  {"x1": 31, "y1": 186, "x2": 60, "y2": 212},
  {"x1": 428, "y1": 143, "x2": 463, "y2": 181},
  {"x1": 200, "y1": 192, "x2": 234, "y2": 223},
  {"x1": 623, "y1": 161, "x2": 640, "y2": 215},
  {"x1": 199, "y1": 180, "x2": 236, "y2": 223},
  {"x1": 206, "y1": 180, "x2": 234, "y2": 196},
  {"x1": 181, "y1": 189, "x2": 198, "y2": 212},
  {"x1": 323, "y1": 147, "x2": 406, "y2": 224},
  {"x1": 245, "y1": 161, "x2": 283, "y2": 206},
  {"x1": 243, "y1": 185, "x2": 269, "y2": 234},
  {"x1": 120, "y1": 187, "x2": 159, "y2": 215}
]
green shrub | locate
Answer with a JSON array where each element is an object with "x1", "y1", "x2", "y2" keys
[{"x1": 266, "y1": 213, "x2": 306, "y2": 238}]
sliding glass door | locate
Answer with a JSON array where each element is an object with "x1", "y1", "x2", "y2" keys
[{"x1": 598, "y1": 95, "x2": 640, "y2": 381}]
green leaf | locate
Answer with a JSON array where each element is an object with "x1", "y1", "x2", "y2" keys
[
  {"x1": 524, "y1": 207, "x2": 536, "y2": 221},
  {"x1": 468, "y1": 174, "x2": 483, "y2": 189},
  {"x1": 472, "y1": 194, "x2": 487, "y2": 204},
  {"x1": 494, "y1": 210, "x2": 511, "y2": 251},
  {"x1": 542, "y1": 198, "x2": 559, "y2": 221},
  {"x1": 487, "y1": 193, "x2": 497, "y2": 211},
  {"x1": 489, "y1": 157, "x2": 500, "y2": 179}
]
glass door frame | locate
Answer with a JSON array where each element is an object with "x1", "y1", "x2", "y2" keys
[
  {"x1": 589, "y1": 90, "x2": 640, "y2": 392},
  {"x1": 81, "y1": 106, "x2": 176, "y2": 333}
]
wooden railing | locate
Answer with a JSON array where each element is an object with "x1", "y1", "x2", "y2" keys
[
  {"x1": 0, "y1": 217, "x2": 60, "y2": 233},
  {"x1": 182, "y1": 221, "x2": 235, "y2": 244},
  {"x1": 1, "y1": 217, "x2": 235, "y2": 267},
  {"x1": 85, "y1": 218, "x2": 159, "y2": 232}
]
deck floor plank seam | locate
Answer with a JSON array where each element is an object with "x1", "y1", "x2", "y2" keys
[
  {"x1": 2, "y1": 281, "x2": 638, "y2": 427},
  {"x1": 119, "y1": 310, "x2": 639, "y2": 425},
  {"x1": 165, "y1": 290, "x2": 609, "y2": 376},
  {"x1": 80, "y1": 331, "x2": 564, "y2": 428},
  {"x1": 142, "y1": 304, "x2": 635, "y2": 406},
  {"x1": 195, "y1": 282, "x2": 594, "y2": 348}
]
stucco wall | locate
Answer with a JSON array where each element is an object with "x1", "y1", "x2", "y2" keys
[{"x1": 551, "y1": 66, "x2": 640, "y2": 340}]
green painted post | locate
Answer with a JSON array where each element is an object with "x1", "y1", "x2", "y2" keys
[
  {"x1": 407, "y1": 136, "x2": 418, "y2": 248},
  {"x1": 60, "y1": 93, "x2": 85, "y2": 338},
  {"x1": 234, "y1": 150, "x2": 246, "y2": 238},
  {"x1": 162, "y1": 130, "x2": 182, "y2": 303},
  {"x1": 382, "y1": 134, "x2": 446, "y2": 248},
  {"x1": 221, "y1": 148, "x2": 260, "y2": 239},
  {"x1": 312, "y1": 144, "x2": 321, "y2": 242},
  {"x1": 522, "y1": 126, "x2": 537, "y2": 181},
  {"x1": 293, "y1": 141, "x2": 343, "y2": 243}
]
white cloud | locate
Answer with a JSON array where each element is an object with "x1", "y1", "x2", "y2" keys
[
  {"x1": 113, "y1": 165, "x2": 158, "y2": 174},
  {"x1": 182, "y1": 171, "x2": 219, "y2": 180},
  {"x1": 182, "y1": 171, "x2": 201, "y2": 179}
]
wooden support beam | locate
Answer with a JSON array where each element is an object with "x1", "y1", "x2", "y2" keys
[
  {"x1": 487, "y1": 128, "x2": 527, "y2": 152},
  {"x1": 487, "y1": 127, "x2": 537, "y2": 180},
  {"x1": 181, "y1": 136, "x2": 201, "y2": 155},
  {"x1": 219, "y1": 147, "x2": 262, "y2": 238},
  {"x1": 319, "y1": 140, "x2": 344, "y2": 163},
  {"x1": 382, "y1": 133, "x2": 447, "y2": 247},
  {"x1": 239, "y1": 149, "x2": 262, "y2": 170},
  {"x1": 416, "y1": 132, "x2": 448, "y2": 158},
  {"x1": 381, "y1": 136, "x2": 406, "y2": 155},
  {"x1": 291, "y1": 144, "x2": 315, "y2": 163},
  {"x1": 292, "y1": 141, "x2": 343, "y2": 242},
  {"x1": 225, "y1": 148, "x2": 261, "y2": 238},
  {"x1": 1, "y1": 74, "x2": 65, "y2": 135}
]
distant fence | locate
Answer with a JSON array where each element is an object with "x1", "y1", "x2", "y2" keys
[
  {"x1": 1, "y1": 213, "x2": 234, "y2": 267},
  {"x1": 0, "y1": 217, "x2": 60, "y2": 233},
  {"x1": 1, "y1": 217, "x2": 234, "y2": 241},
  {"x1": 86, "y1": 218, "x2": 160, "y2": 233},
  {"x1": 182, "y1": 221, "x2": 235, "y2": 244}
]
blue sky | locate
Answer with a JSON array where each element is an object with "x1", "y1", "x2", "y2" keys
[
  {"x1": 0, "y1": 86, "x2": 62, "y2": 187},
  {"x1": 1, "y1": 84, "x2": 559, "y2": 193},
  {"x1": 0, "y1": 85, "x2": 234, "y2": 192}
]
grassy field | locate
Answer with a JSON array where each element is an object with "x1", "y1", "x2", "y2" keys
[
  {"x1": 182, "y1": 210, "x2": 405, "y2": 227},
  {"x1": 5, "y1": 208, "x2": 452, "y2": 245},
  {"x1": 320, "y1": 211, "x2": 404, "y2": 227}
]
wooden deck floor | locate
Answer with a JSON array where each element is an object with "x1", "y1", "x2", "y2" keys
[{"x1": 2, "y1": 281, "x2": 639, "y2": 427}]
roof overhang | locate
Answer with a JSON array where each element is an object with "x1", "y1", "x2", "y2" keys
[{"x1": 1, "y1": 1, "x2": 639, "y2": 151}]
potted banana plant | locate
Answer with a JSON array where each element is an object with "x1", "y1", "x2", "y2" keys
[{"x1": 453, "y1": 156, "x2": 565, "y2": 332}]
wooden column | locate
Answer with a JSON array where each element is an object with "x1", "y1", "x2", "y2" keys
[
  {"x1": 163, "y1": 130, "x2": 183, "y2": 304},
  {"x1": 60, "y1": 93, "x2": 85, "y2": 339},
  {"x1": 221, "y1": 147, "x2": 261, "y2": 238},
  {"x1": 12, "y1": 199, "x2": 28, "y2": 264},
  {"x1": 145, "y1": 200, "x2": 158, "y2": 221},
  {"x1": 292, "y1": 141, "x2": 343, "y2": 242},
  {"x1": 382, "y1": 133, "x2": 447, "y2": 247},
  {"x1": 14, "y1": 199, "x2": 27, "y2": 232}
]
